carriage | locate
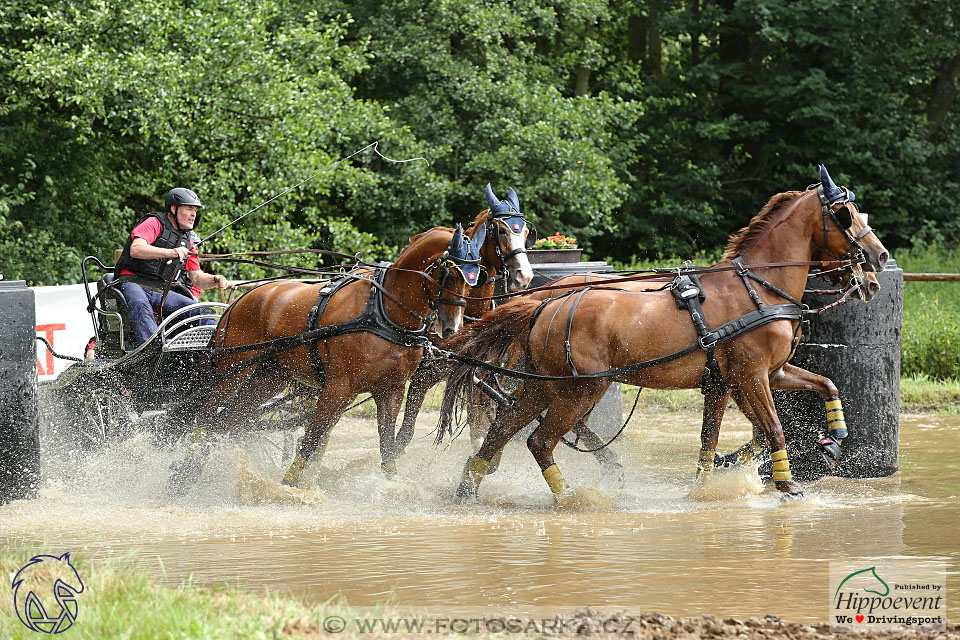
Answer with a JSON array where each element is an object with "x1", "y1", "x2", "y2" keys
[{"x1": 38, "y1": 255, "x2": 311, "y2": 455}]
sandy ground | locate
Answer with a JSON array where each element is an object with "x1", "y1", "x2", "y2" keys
[{"x1": 280, "y1": 609, "x2": 959, "y2": 639}]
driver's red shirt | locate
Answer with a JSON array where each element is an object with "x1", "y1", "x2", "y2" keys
[{"x1": 118, "y1": 217, "x2": 201, "y2": 298}]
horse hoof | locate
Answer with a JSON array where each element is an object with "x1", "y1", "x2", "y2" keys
[
  {"x1": 454, "y1": 484, "x2": 479, "y2": 504},
  {"x1": 168, "y1": 458, "x2": 203, "y2": 496},
  {"x1": 600, "y1": 462, "x2": 625, "y2": 487},
  {"x1": 779, "y1": 491, "x2": 805, "y2": 502}
]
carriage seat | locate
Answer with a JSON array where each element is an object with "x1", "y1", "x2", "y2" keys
[{"x1": 93, "y1": 271, "x2": 137, "y2": 352}]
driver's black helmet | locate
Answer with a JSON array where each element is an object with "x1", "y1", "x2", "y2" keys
[{"x1": 165, "y1": 187, "x2": 203, "y2": 211}]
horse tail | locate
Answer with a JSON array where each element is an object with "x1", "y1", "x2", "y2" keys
[{"x1": 437, "y1": 298, "x2": 541, "y2": 443}]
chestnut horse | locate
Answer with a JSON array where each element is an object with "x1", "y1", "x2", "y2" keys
[
  {"x1": 168, "y1": 222, "x2": 493, "y2": 492},
  {"x1": 438, "y1": 264, "x2": 880, "y2": 482},
  {"x1": 395, "y1": 184, "x2": 535, "y2": 453},
  {"x1": 439, "y1": 166, "x2": 888, "y2": 502}
]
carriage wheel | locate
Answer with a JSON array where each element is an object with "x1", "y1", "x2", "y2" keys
[{"x1": 73, "y1": 388, "x2": 137, "y2": 450}]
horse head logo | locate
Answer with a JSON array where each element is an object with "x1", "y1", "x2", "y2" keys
[
  {"x1": 834, "y1": 566, "x2": 890, "y2": 603},
  {"x1": 12, "y1": 553, "x2": 85, "y2": 634}
]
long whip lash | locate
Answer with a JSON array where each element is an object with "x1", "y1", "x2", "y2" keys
[{"x1": 199, "y1": 141, "x2": 429, "y2": 245}]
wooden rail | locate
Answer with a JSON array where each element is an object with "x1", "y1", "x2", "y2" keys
[{"x1": 903, "y1": 273, "x2": 960, "y2": 282}]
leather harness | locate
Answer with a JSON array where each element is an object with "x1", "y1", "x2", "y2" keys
[{"x1": 304, "y1": 263, "x2": 429, "y2": 387}]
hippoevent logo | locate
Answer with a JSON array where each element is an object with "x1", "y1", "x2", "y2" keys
[
  {"x1": 829, "y1": 561, "x2": 945, "y2": 630},
  {"x1": 11, "y1": 553, "x2": 85, "y2": 634}
]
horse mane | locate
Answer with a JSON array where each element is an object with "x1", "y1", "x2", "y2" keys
[
  {"x1": 466, "y1": 208, "x2": 489, "y2": 232},
  {"x1": 722, "y1": 191, "x2": 803, "y2": 260}
]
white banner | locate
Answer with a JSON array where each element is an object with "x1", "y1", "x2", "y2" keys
[{"x1": 35, "y1": 283, "x2": 97, "y2": 380}]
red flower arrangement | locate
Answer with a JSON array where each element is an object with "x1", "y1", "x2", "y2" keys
[{"x1": 531, "y1": 233, "x2": 578, "y2": 250}]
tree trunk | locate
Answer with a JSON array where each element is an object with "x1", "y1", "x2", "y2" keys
[
  {"x1": 647, "y1": 15, "x2": 661, "y2": 77},
  {"x1": 925, "y1": 45, "x2": 960, "y2": 139},
  {"x1": 575, "y1": 22, "x2": 598, "y2": 96},
  {"x1": 627, "y1": 15, "x2": 646, "y2": 63},
  {"x1": 690, "y1": 0, "x2": 700, "y2": 66}
]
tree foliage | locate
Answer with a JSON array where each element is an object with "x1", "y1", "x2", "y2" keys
[{"x1": 1, "y1": 0, "x2": 958, "y2": 285}]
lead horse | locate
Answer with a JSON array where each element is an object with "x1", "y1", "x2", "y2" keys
[
  {"x1": 168, "y1": 218, "x2": 495, "y2": 492},
  {"x1": 439, "y1": 166, "x2": 888, "y2": 501}
]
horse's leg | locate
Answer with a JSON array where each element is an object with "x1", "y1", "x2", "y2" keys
[
  {"x1": 571, "y1": 405, "x2": 627, "y2": 476},
  {"x1": 397, "y1": 361, "x2": 445, "y2": 454},
  {"x1": 455, "y1": 385, "x2": 551, "y2": 503},
  {"x1": 281, "y1": 393, "x2": 350, "y2": 487},
  {"x1": 769, "y1": 363, "x2": 847, "y2": 468},
  {"x1": 168, "y1": 361, "x2": 281, "y2": 495},
  {"x1": 526, "y1": 382, "x2": 610, "y2": 497},
  {"x1": 696, "y1": 388, "x2": 730, "y2": 478},
  {"x1": 729, "y1": 380, "x2": 804, "y2": 498},
  {"x1": 374, "y1": 385, "x2": 405, "y2": 478},
  {"x1": 712, "y1": 388, "x2": 769, "y2": 470}
]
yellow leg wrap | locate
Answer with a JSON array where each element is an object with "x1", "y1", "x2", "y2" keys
[
  {"x1": 464, "y1": 456, "x2": 493, "y2": 487},
  {"x1": 542, "y1": 464, "x2": 570, "y2": 495},
  {"x1": 732, "y1": 439, "x2": 765, "y2": 465},
  {"x1": 825, "y1": 397, "x2": 848, "y2": 438},
  {"x1": 770, "y1": 449, "x2": 793, "y2": 482},
  {"x1": 381, "y1": 460, "x2": 398, "y2": 476},
  {"x1": 697, "y1": 450, "x2": 715, "y2": 477},
  {"x1": 190, "y1": 427, "x2": 207, "y2": 447},
  {"x1": 283, "y1": 454, "x2": 309, "y2": 486}
]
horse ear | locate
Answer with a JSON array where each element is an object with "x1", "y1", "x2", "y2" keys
[
  {"x1": 450, "y1": 223, "x2": 465, "y2": 253},
  {"x1": 485, "y1": 183, "x2": 498, "y2": 209},
  {"x1": 819, "y1": 164, "x2": 841, "y2": 198},
  {"x1": 507, "y1": 187, "x2": 519, "y2": 212},
  {"x1": 470, "y1": 220, "x2": 487, "y2": 252}
]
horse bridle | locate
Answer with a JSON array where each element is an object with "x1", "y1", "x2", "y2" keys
[
  {"x1": 483, "y1": 212, "x2": 537, "y2": 288},
  {"x1": 809, "y1": 183, "x2": 877, "y2": 298},
  {"x1": 424, "y1": 252, "x2": 471, "y2": 330}
]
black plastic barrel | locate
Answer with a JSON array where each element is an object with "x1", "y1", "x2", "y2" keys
[
  {"x1": 0, "y1": 280, "x2": 40, "y2": 503},
  {"x1": 773, "y1": 260, "x2": 903, "y2": 480}
]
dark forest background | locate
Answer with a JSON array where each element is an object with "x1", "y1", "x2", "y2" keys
[{"x1": 2, "y1": 0, "x2": 958, "y2": 284}]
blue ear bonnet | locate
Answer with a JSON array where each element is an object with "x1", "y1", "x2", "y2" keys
[
  {"x1": 485, "y1": 183, "x2": 527, "y2": 235},
  {"x1": 446, "y1": 223, "x2": 486, "y2": 286},
  {"x1": 817, "y1": 164, "x2": 855, "y2": 204}
]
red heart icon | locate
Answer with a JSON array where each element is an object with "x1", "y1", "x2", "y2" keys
[{"x1": 855, "y1": 615, "x2": 864, "y2": 623}]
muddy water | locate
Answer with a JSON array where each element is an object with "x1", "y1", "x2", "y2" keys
[{"x1": 1, "y1": 410, "x2": 957, "y2": 623}]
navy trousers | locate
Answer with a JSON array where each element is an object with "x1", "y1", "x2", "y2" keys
[{"x1": 117, "y1": 282, "x2": 214, "y2": 346}]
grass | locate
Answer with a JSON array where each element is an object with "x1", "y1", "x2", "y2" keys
[
  {"x1": 897, "y1": 243, "x2": 960, "y2": 381},
  {"x1": 900, "y1": 374, "x2": 960, "y2": 413},
  {"x1": 0, "y1": 544, "x2": 315, "y2": 639}
]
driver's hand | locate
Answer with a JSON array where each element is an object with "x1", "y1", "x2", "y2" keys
[
  {"x1": 171, "y1": 246, "x2": 190, "y2": 261},
  {"x1": 214, "y1": 274, "x2": 227, "y2": 289}
]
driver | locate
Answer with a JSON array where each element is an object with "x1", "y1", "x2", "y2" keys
[{"x1": 114, "y1": 188, "x2": 227, "y2": 346}]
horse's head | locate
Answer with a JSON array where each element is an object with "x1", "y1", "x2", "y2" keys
[
  {"x1": 838, "y1": 264, "x2": 881, "y2": 302},
  {"x1": 431, "y1": 223, "x2": 487, "y2": 337},
  {"x1": 482, "y1": 183, "x2": 534, "y2": 291},
  {"x1": 814, "y1": 165, "x2": 889, "y2": 273}
]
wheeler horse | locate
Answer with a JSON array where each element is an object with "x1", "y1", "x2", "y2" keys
[
  {"x1": 169, "y1": 220, "x2": 492, "y2": 491},
  {"x1": 396, "y1": 184, "x2": 536, "y2": 453},
  {"x1": 439, "y1": 166, "x2": 888, "y2": 501}
]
